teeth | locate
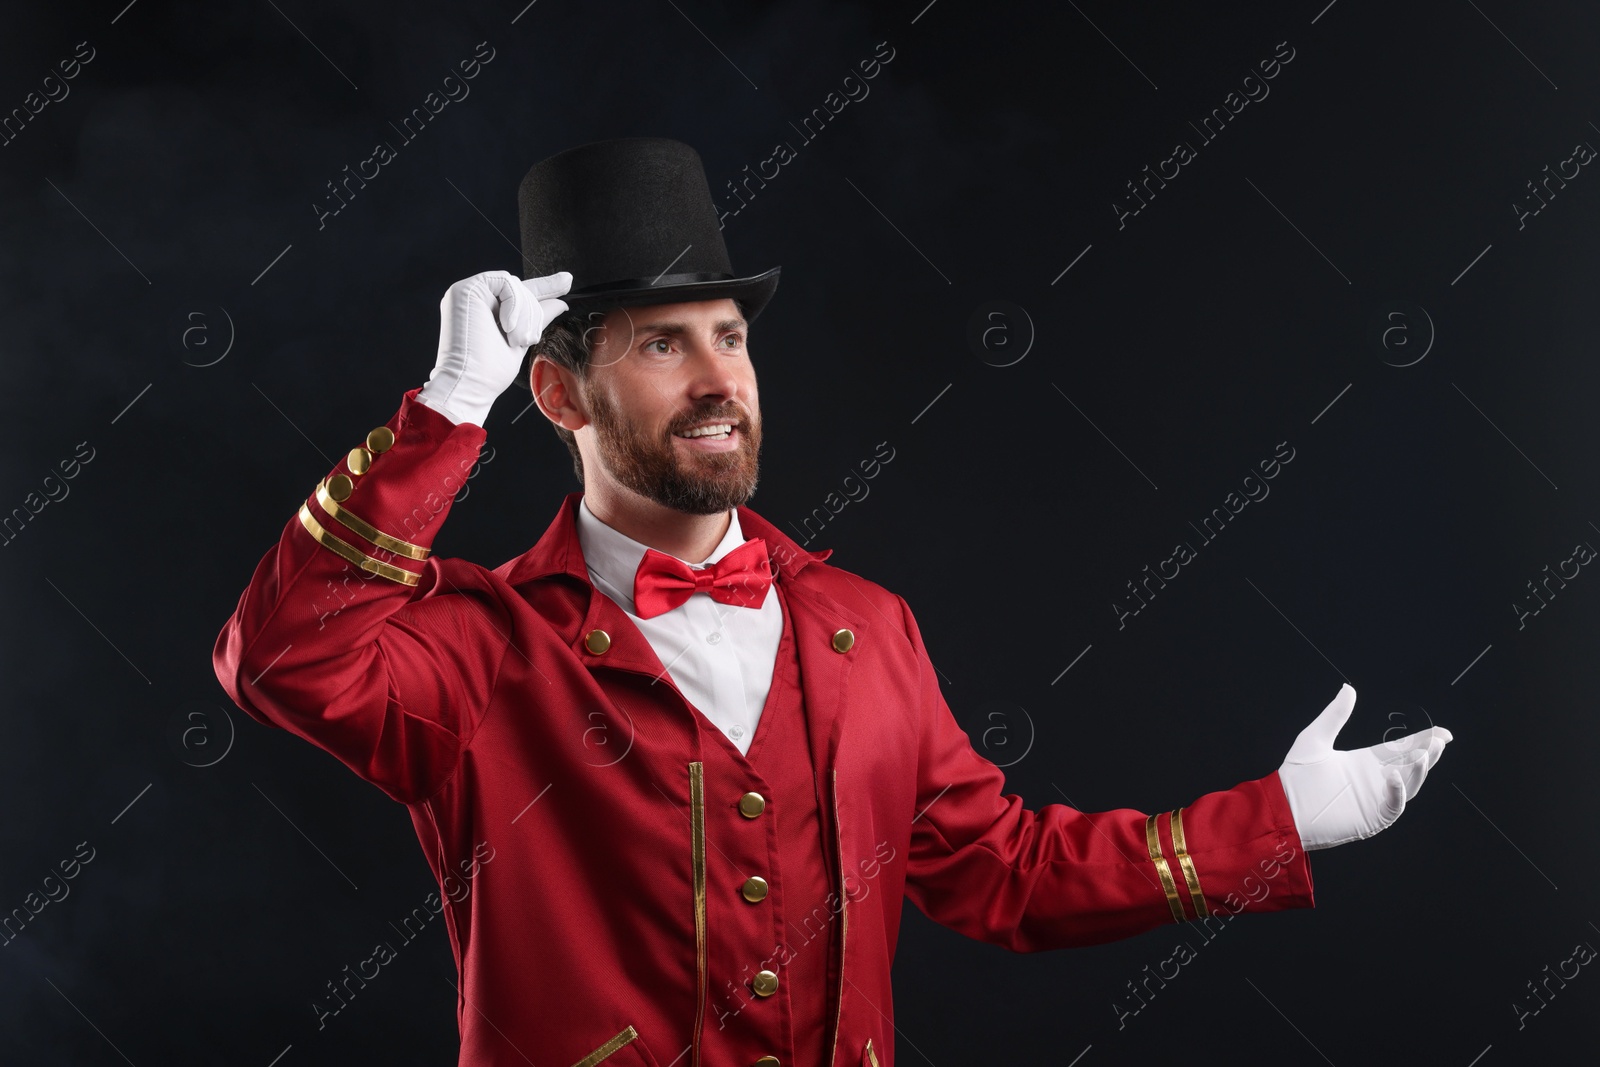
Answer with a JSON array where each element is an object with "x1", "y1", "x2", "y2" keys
[{"x1": 676, "y1": 424, "x2": 733, "y2": 438}]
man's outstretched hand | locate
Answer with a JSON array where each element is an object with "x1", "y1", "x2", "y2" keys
[{"x1": 1277, "y1": 683, "x2": 1453, "y2": 850}]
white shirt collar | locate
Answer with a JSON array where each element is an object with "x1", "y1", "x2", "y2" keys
[{"x1": 575, "y1": 495, "x2": 747, "y2": 617}]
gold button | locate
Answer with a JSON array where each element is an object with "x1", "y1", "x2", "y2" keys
[
  {"x1": 366, "y1": 426, "x2": 395, "y2": 453},
  {"x1": 738, "y1": 791, "x2": 765, "y2": 818},
  {"x1": 831, "y1": 628, "x2": 854, "y2": 654},
  {"x1": 754, "y1": 1059, "x2": 781, "y2": 1067},
  {"x1": 741, "y1": 876, "x2": 769, "y2": 902},
  {"x1": 751, "y1": 969, "x2": 779, "y2": 997},
  {"x1": 326, "y1": 473, "x2": 354, "y2": 501},
  {"x1": 583, "y1": 629, "x2": 611, "y2": 655},
  {"x1": 348, "y1": 446, "x2": 372, "y2": 475}
]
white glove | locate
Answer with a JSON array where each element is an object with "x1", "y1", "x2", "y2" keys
[
  {"x1": 416, "y1": 269, "x2": 572, "y2": 426},
  {"x1": 1277, "y1": 683, "x2": 1452, "y2": 850}
]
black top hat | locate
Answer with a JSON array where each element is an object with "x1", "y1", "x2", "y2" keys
[{"x1": 513, "y1": 137, "x2": 780, "y2": 389}]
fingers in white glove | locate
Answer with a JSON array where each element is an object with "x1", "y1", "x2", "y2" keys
[
  {"x1": 1284, "y1": 682, "x2": 1356, "y2": 763},
  {"x1": 419, "y1": 269, "x2": 573, "y2": 426},
  {"x1": 1278, "y1": 684, "x2": 1455, "y2": 850},
  {"x1": 1372, "y1": 725, "x2": 1452, "y2": 793},
  {"x1": 522, "y1": 297, "x2": 568, "y2": 348},
  {"x1": 510, "y1": 271, "x2": 574, "y2": 348},
  {"x1": 1377, "y1": 724, "x2": 1454, "y2": 757},
  {"x1": 524, "y1": 271, "x2": 573, "y2": 347},
  {"x1": 1379, "y1": 746, "x2": 1429, "y2": 824},
  {"x1": 488, "y1": 272, "x2": 572, "y2": 349},
  {"x1": 1396, "y1": 745, "x2": 1434, "y2": 799},
  {"x1": 487, "y1": 272, "x2": 525, "y2": 335},
  {"x1": 524, "y1": 270, "x2": 573, "y2": 299},
  {"x1": 1381, "y1": 765, "x2": 1409, "y2": 821}
]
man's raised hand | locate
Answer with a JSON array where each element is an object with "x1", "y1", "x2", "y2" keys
[
  {"x1": 1277, "y1": 683, "x2": 1453, "y2": 850},
  {"x1": 417, "y1": 270, "x2": 572, "y2": 427}
]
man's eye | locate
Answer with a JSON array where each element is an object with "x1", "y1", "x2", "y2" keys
[
  {"x1": 645, "y1": 339, "x2": 671, "y2": 353},
  {"x1": 722, "y1": 334, "x2": 742, "y2": 348}
]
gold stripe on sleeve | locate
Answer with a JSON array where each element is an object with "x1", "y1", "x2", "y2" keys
[
  {"x1": 314, "y1": 478, "x2": 431, "y2": 560},
  {"x1": 1145, "y1": 813, "x2": 1187, "y2": 923},
  {"x1": 1170, "y1": 807, "x2": 1210, "y2": 919},
  {"x1": 297, "y1": 504, "x2": 420, "y2": 586}
]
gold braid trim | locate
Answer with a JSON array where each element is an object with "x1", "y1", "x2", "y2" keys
[
  {"x1": 1145, "y1": 813, "x2": 1186, "y2": 922},
  {"x1": 1170, "y1": 807, "x2": 1210, "y2": 919},
  {"x1": 315, "y1": 478, "x2": 430, "y2": 560},
  {"x1": 297, "y1": 504, "x2": 420, "y2": 586}
]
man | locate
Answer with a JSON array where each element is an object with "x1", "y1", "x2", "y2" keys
[{"x1": 214, "y1": 138, "x2": 1451, "y2": 1067}]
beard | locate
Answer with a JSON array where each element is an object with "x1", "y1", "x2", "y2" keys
[{"x1": 584, "y1": 384, "x2": 761, "y2": 515}]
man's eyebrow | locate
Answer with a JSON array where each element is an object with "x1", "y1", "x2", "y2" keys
[{"x1": 633, "y1": 318, "x2": 748, "y2": 336}]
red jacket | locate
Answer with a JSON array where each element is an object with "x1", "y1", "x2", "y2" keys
[{"x1": 213, "y1": 388, "x2": 1314, "y2": 1067}]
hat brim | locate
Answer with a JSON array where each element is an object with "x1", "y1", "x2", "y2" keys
[
  {"x1": 564, "y1": 264, "x2": 779, "y2": 319},
  {"x1": 514, "y1": 266, "x2": 779, "y2": 392}
]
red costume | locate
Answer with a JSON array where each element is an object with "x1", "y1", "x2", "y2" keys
[{"x1": 213, "y1": 388, "x2": 1315, "y2": 1067}]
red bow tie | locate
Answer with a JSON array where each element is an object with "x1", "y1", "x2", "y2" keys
[{"x1": 632, "y1": 538, "x2": 773, "y2": 619}]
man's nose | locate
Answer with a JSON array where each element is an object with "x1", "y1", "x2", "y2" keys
[{"x1": 686, "y1": 344, "x2": 742, "y2": 399}]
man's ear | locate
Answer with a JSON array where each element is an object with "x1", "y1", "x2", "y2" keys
[{"x1": 530, "y1": 355, "x2": 589, "y2": 430}]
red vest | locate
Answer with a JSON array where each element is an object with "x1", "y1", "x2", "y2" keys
[{"x1": 697, "y1": 576, "x2": 835, "y2": 1067}]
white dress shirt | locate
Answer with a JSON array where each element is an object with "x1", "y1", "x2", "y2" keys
[{"x1": 574, "y1": 496, "x2": 782, "y2": 756}]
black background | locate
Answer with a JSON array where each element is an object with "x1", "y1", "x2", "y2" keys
[{"x1": 1, "y1": 1, "x2": 1594, "y2": 1063}]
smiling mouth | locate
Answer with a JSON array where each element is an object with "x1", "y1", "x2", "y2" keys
[{"x1": 673, "y1": 422, "x2": 736, "y2": 441}]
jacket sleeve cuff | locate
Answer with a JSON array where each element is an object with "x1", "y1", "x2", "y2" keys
[
  {"x1": 1158, "y1": 769, "x2": 1315, "y2": 921},
  {"x1": 296, "y1": 387, "x2": 488, "y2": 587}
]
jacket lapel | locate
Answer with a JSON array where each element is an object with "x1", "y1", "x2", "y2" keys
[{"x1": 777, "y1": 576, "x2": 870, "y2": 786}]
